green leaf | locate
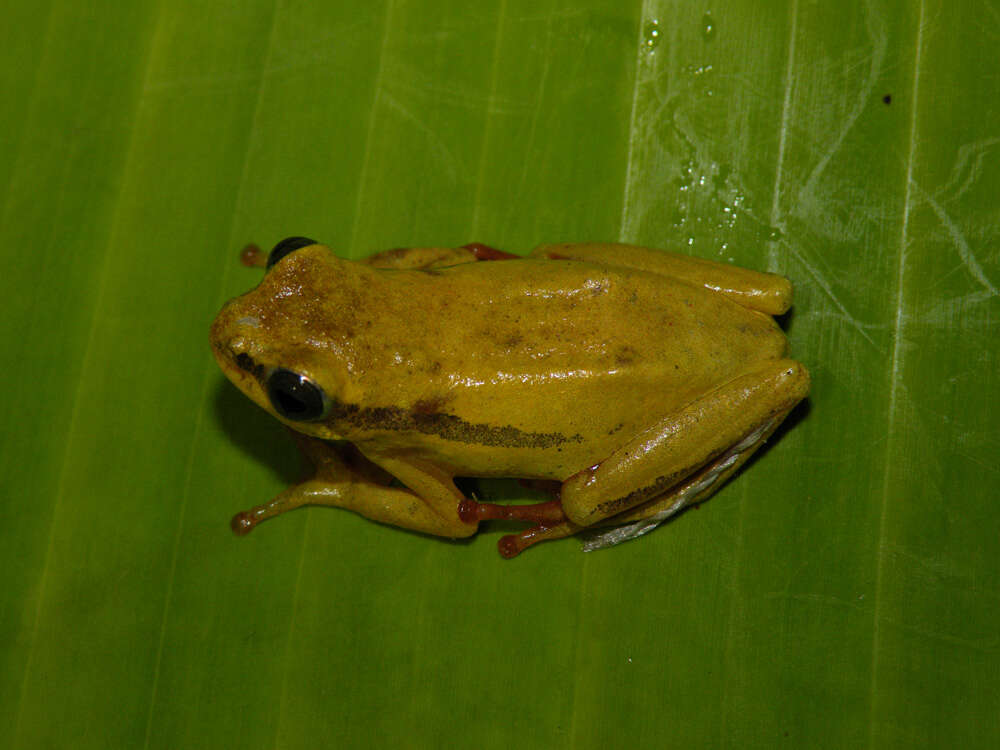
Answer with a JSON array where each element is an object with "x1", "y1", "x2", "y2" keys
[{"x1": 2, "y1": 0, "x2": 997, "y2": 747}]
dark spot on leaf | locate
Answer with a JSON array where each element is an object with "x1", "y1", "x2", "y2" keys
[{"x1": 882, "y1": 94, "x2": 892, "y2": 105}]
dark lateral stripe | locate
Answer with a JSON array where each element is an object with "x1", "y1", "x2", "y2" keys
[{"x1": 328, "y1": 399, "x2": 582, "y2": 448}]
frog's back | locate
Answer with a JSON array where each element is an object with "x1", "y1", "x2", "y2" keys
[
  {"x1": 430, "y1": 257, "x2": 785, "y2": 387},
  {"x1": 337, "y1": 257, "x2": 788, "y2": 477}
]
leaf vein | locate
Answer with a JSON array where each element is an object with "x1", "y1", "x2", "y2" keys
[{"x1": 868, "y1": 1, "x2": 926, "y2": 745}]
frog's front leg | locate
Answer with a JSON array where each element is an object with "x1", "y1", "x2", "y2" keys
[
  {"x1": 467, "y1": 358, "x2": 809, "y2": 557},
  {"x1": 239, "y1": 240, "x2": 518, "y2": 272},
  {"x1": 231, "y1": 434, "x2": 477, "y2": 539},
  {"x1": 361, "y1": 451, "x2": 477, "y2": 537},
  {"x1": 361, "y1": 242, "x2": 519, "y2": 269}
]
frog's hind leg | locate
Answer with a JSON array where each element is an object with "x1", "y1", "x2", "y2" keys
[
  {"x1": 492, "y1": 363, "x2": 807, "y2": 558},
  {"x1": 456, "y1": 497, "x2": 579, "y2": 558},
  {"x1": 578, "y1": 405, "x2": 790, "y2": 551},
  {"x1": 456, "y1": 496, "x2": 588, "y2": 559},
  {"x1": 531, "y1": 242, "x2": 792, "y2": 315},
  {"x1": 560, "y1": 359, "x2": 809, "y2": 530},
  {"x1": 486, "y1": 411, "x2": 780, "y2": 558},
  {"x1": 457, "y1": 497, "x2": 566, "y2": 524},
  {"x1": 490, "y1": 404, "x2": 793, "y2": 557},
  {"x1": 497, "y1": 521, "x2": 582, "y2": 559}
]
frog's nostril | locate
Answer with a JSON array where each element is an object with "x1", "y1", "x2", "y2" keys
[
  {"x1": 225, "y1": 339, "x2": 264, "y2": 378},
  {"x1": 234, "y1": 352, "x2": 256, "y2": 373}
]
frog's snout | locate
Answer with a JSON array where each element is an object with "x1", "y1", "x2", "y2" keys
[
  {"x1": 211, "y1": 298, "x2": 261, "y2": 361},
  {"x1": 210, "y1": 305, "x2": 261, "y2": 384},
  {"x1": 216, "y1": 334, "x2": 264, "y2": 379}
]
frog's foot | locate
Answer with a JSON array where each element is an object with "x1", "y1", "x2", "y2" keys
[
  {"x1": 497, "y1": 521, "x2": 580, "y2": 559},
  {"x1": 239, "y1": 243, "x2": 267, "y2": 267},
  {"x1": 231, "y1": 484, "x2": 310, "y2": 535},
  {"x1": 458, "y1": 498, "x2": 584, "y2": 558},
  {"x1": 457, "y1": 498, "x2": 565, "y2": 524}
]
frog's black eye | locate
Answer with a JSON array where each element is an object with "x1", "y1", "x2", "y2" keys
[
  {"x1": 267, "y1": 236, "x2": 318, "y2": 269},
  {"x1": 266, "y1": 368, "x2": 328, "y2": 421}
]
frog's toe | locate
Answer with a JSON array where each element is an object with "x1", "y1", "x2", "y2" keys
[
  {"x1": 498, "y1": 534, "x2": 526, "y2": 558},
  {"x1": 230, "y1": 511, "x2": 256, "y2": 535},
  {"x1": 497, "y1": 521, "x2": 580, "y2": 558}
]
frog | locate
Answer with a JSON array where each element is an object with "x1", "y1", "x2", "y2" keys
[{"x1": 210, "y1": 237, "x2": 810, "y2": 557}]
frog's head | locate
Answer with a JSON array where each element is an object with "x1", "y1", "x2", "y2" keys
[{"x1": 210, "y1": 238, "x2": 366, "y2": 440}]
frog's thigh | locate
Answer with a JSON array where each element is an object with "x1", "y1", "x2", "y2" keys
[
  {"x1": 580, "y1": 408, "x2": 792, "y2": 551},
  {"x1": 531, "y1": 242, "x2": 792, "y2": 315},
  {"x1": 560, "y1": 359, "x2": 810, "y2": 527}
]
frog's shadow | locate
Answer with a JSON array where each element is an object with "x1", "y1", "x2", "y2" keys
[
  {"x1": 736, "y1": 395, "x2": 811, "y2": 475},
  {"x1": 776, "y1": 305, "x2": 795, "y2": 335},
  {"x1": 212, "y1": 378, "x2": 302, "y2": 486}
]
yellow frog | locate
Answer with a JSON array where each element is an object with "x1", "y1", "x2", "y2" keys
[{"x1": 210, "y1": 238, "x2": 809, "y2": 557}]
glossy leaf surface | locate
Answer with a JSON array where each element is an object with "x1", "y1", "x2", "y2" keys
[{"x1": 2, "y1": 1, "x2": 998, "y2": 747}]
